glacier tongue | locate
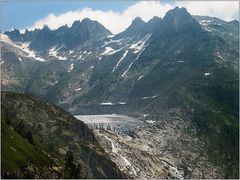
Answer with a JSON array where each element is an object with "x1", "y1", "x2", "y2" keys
[
  {"x1": 75, "y1": 114, "x2": 141, "y2": 136},
  {"x1": 75, "y1": 113, "x2": 214, "y2": 179}
]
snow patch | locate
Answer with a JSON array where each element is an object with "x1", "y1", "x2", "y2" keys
[
  {"x1": 75, "y1": 87, "x2": 82, "y2": 91},
  {"x1": 177, "y1": 60, "x2": 184, "y2": 63},
  {"x1": 146, "y1": 120, "x2": 155, "y2": 124},
  {"x1": 112, "y1": 50, "x2": 128, "y2": 72},
  {"x1": 18, "y1": 57, "x2": 22, "y2": 62},
  {"x1": 1, "y1": 34, "x2": 45, "y2": 62},
  {"x1": 101, "y1": 47, "x2": 115, "y2": 55},
  {"x1": 200, "y1": 20, "x2": 211, "y2": 23},
  {"x1": 204, "y1": 73, "x2": 211, "y2": 76},
  {"x1": 129, "y1": 34, "x2": 151, "y2": 54},
  {"x1": 101, "y1": 47, "x2": 123, "y2": 56},
  {"x1": 138, "y1": 75, "x2": 144, "y2": 80},
  {"x1": 107, "y1": 35, "x2": 115, "y2": 38},
  {"x1": 49, "y1": 46, "x2": 67, "y2": 60},
  {"x1": 216, "y1": 51, "x2": 223, "y2": 60},
  {"x1": 102, "y1": 38, "x2": 123, "y2": 47},
  {"x1": 50, "y1": 80, "x2": 58, "y2": 86},
  {"x1": 199, "y1": 20, "x2": 213, "y2": 32},
  {"x1": 1, "y1": 34, "x2": 17, "y2": 45},
  {"x1": 100, "y1": 102, "x2": 115, "y2": 105},
  {"x1": 20, "y1": 42, "x2": 45, "y2": 61},
  {"x1": 78, "y1": 54, "x2": 83, "y2": 60},
  {"x1": 121, "y1": 48, "x2": 145, "y2": 77},
  {"x1": 117, "y1": 102, "x2": 127, "y2": 105},
  {"x1": 68, "y1": 63, "x2": 74, "y2": 72},
  {"x1": 143, "y1": 114, "x2": 149, "y2": 118},
  {"x1": 1, "y1": 61, "x2": 4, "y2": 65},
  {"x1": 142, "y1": 95, "x2": 157, "y2": 99}
]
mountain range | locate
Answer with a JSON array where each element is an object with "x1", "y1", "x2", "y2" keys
[{"x1": 1, "y1": 7, "x2": 239, "y2": 179}]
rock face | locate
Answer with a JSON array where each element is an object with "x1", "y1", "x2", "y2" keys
[
  {"x1": 5, "y1": 18, "x2": 111, "y2": 52},
  {"x1": 1, "y1": 91, "x2": 125, "y2": 179},
  {"x1": 76, "y1": 112, "x2": 223, "y2": 179},
  {"x1": 1, "y1": 6, "x2": 239, "y2": 179}
]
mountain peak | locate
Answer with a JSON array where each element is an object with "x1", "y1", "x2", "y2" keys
[
  {"x1": 162, "y1": 6, "x2": 200, "y2": 33},
  {"x1": 42, "y1": 25, "x2": 51, "y2": 31},
  {"x1": 122, "y1": 17, "x2": 146, "y2": 35},
  {"x1": 71, "y1": 20, "x2": 81, "y2": 28},
  {"x1": 4, "y1": 29, "x2": 22, "y2": 42},
  {"x1": 142, "y1": 16, "x2": 162, "y2": 34},
  {"x1": 82, "y1": 17, "x2": 93, "y2": 23},
  {"x1": 71, "y1": 18, "x2": 101, "y2": 28},
  {"x1": 150, "y1": 16, "x2": 162, "y2": 21},
  {"x1": 132, "y1": 17, "x2": 145, "y2": 24},
  {"x1": 147, "y1": 16, "x2": 162, "y2": 24},
  {"x1": 164, "y1": 6, "x2": 190, "y2": 20}
]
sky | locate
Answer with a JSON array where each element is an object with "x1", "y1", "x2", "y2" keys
[{"x1": 2, "y1": 0, "x2": 239, "y2": 34}]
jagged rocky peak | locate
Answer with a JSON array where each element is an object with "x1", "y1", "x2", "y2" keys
[
  {"x1": 71, "y1": 17, "x2": 111, "y2": 34},
  {"x1": 164, "y1": 6, "x2": 189, "y2": 18},
  {"x1": 67, "y1": 18, "x2": 112, "y2": 44},
  {"x1": 71, "y1": 18, "x2": 99, "y2": 27},
  {"x1": 132, "y1": 16, "x2": 145, "y2": 24},
  {"x1": 4, "y1": 17, "x2": 112, "y2": 51},
  {"x1": 162, "y1": 6, "x2": 200, "y2": 32},
  {"x1": 148, "y1": 16, "x2": 162, "y2": 23},
  {"x1": 82, "y1": 17, "x2": 96, "y2": 23},
  {"x1": 143, "y1": 16, "x2": 162, "y2": 34},
  {"x1": 4, "y1": 28, "x2": 23, "y2": 42},
  {"x1": 55, "y1": 24, "x2": 68, "y2": 33},
  {"x1": 71, "y1": 19, "x2": 81, "y2": 28},
  {"x1": 128, "y1": 17, "x2": 146, "y2": 30},
  {"x1": 146, "y1": 16, "x2": 162, "y2": 28},
  {"x1": 116, "y1": 17, "x2": 146, "y2": 38},
  {"x1": 230, "y1": 19, "x2": 239, "y2": 25},
  {"x1": 42, "y1": 24, "x2": 51, "y2": 31}
]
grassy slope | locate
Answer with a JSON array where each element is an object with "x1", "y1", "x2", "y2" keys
[
  {"x1": 1, "y1": 125, "x2": 51, "y2": 172},
  {"x1": 1, "y1": 113, "x2": 53, "y2": 176},
  {"x1": 1, "y1": 91, "x2": 126, "y2": 179}
]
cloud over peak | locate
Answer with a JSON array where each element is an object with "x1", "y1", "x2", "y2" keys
[{"x1": 26, "y1": 1, "x2": 239, "y2": 34}]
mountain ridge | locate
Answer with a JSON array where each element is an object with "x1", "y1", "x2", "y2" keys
[
  {"x1": 1, "y1": 6, "x2": 239, "y2": 179},
  {"x1": 5, "y1": 18, "x2": 112, "y2": 52}
]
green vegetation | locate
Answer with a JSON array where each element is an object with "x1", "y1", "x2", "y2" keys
[
  {"x1": 1, "y1": 91, "x2": 125, "y2": 179},
  {"x1": 186, "y1": 68, "x2": 239, "y2": 178},
  {"x1": 1, "y1": 123, "x2": 51, "y2": 172},
  {"x1": 1, "y1": 110, "x2": 53, "y2": 178}
]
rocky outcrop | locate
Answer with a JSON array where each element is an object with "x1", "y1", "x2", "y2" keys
[
  {"x1": 80, "y1": 109, "x2": 224, "y2": 179},
  {"x1": 1, "y1": 91, "x2": 126, "y2": 179}
]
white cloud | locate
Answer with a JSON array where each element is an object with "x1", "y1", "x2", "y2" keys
[
  {"x1": 26, "y1": 1, "x2": 239, "y2": 34},
  {"x1": 175, "y1": 1, "x2": 239, "y2": 21}
]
